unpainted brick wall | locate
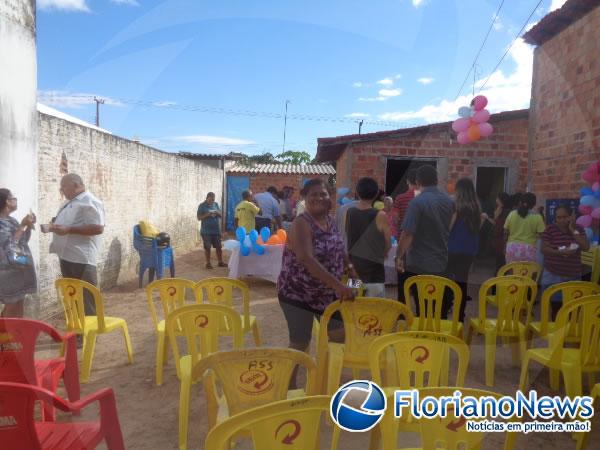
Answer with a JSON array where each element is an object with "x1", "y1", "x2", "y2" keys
[
  {"x1": 530, "y1": 6, "x2": 600, "y2": 204},
  {"x1": 36, "y1": 113, "x2": 223, "y2": 319}
]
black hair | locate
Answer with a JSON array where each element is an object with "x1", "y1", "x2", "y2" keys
[
  {"x1": 206, "y1": 192, "x2": 215, "y2": 198},
  {"x1": 497, "y1": 192, "x2": 511, "y2": 210},
  {"x1": 406, "y1": 169, "x2": 418, "y2": 186},
  {"x1": 511, "y1": 192, "x2": 522, "y2": 210},
  {"x1": 356, "y1": 177, "x2": 379, "y2": 201},
  {"x1": 300, "y1": 178, "x2": 327, "y2": 197},
  {"x1": 416, "y1": 165, "x2": 438, "y2": 187},
  {"x1": 277, "y1": 191, "x2": 285, "y2": 200},
  {"x1": 555, "y1": 204, "x2": 572, "y2": 216},
  {"x1": 267, "y1": 186, "x2": 278, "y2": 195},
  {"x1": 0, "y1": 188, "x2": 10, "y2": 211},
  {"x1": 517, "y1": 192, "x2": 537, "y2": 218},
  {"x1": 455, "y1": 178, "x2": 481, "y2": 234},
  {"x1": 241, "y1": 190, "x2": 251, "y2": 200}
]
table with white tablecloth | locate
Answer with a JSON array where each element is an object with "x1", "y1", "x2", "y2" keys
[{"x1": 227, "y1": 241, "x2": 398, "y2": 285}]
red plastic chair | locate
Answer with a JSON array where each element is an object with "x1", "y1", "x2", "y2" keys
[
  {"x1": 0, "y1": 318, "x2": 80, "y2": 420},
  {"x1": 0, "y1": 382, "x2": 125, "y2": 450}
]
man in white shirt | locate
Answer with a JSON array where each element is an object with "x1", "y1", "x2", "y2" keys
[
  {"x1": 254, "y1": 186, "x2": 282, "y2": 231},
  {"x1": 45, "y1": 174, "x2": 105, "y2": 315}
]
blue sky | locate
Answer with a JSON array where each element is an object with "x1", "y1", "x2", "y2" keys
[{"x1": 37, "y1": 0, "x2": 567, "y2": 157}]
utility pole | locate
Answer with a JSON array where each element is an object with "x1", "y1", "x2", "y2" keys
[
  {"x1": 282, "y1": 100, "x2": 291, "y2": 152},
  {"x1": 94, "y1": 96, "x2": 105, "y2": 127},
  {"x1": 358, "y1": 120, "x2": 364, "y2": 135}
]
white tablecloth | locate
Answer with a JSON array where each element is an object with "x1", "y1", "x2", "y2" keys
[{"x1": 227, "y1": 242, "x2": 398, "y2": 285}]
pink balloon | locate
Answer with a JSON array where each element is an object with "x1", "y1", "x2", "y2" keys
[
  {"x1": 457, "y1": 131, "x2": 471, "y2": 145},
  {"x1": 579, "y1": 204, "x2": 593, "y2": 215},
  {"x1": 593, "y1": 182, "x2": 600, "y2": 192},
  {"x1": 583, "y1": 169, "x2": 597, "y2": 184},
  {"x1": 472, "y1": 95, "x2": 488, "y2": 111},
  {"x1": 592, "y1": 208, "x2": 600, "y2": 220},
  {"x1": 472, "y1": 109, "x2": 490, "y2": 124},
  {"x1": 478, "y1": 122, "x2": 494, "y2": 137},
  {"x1": 576, "y1": 215, "x2": 593, "y2": 228},
  {"x1": 452, "y1": 118, "x2": 470, "y2": 133}
]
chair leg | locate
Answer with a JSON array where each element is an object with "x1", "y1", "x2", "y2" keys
[
  {"x1": 251, "y1": 321, "x2": 262, "y2": 346},
  {"x1": 550, "y1": 368, "x2": 560, "y2": 391},
  {"x1": 179, "y1": 367, "x2": 193, "y2": 450},
  {"x1": 156, "y1": 331, "x2": 167, "y2": 386},
  {"x1": 121, "y1": 323, "x2": 134, "y2": 364},
  {"x1": 465, "y1": 324, "x2": 474, "y2": 345},
  {"x1": 484, "y1": 331, "x2": 497, "y2": 387},
  {"x1": 326, "y1": 348, "x2": 345, "y2": 395},
  {"x1": 440, "y1": 346, "x2": 450, "y2": 386},
  {"x1": 170, "y1": 261, "x2": 175, "y2": 278},
  {"x1": 518, "y1": 354, "x2": 531, "y2": 392},
  {"x1": 81, "y1": 330, "x2": 98, "y2": 383},
  {"x1": 562, "y1": 366, "x2": 583, "y2": 399}
]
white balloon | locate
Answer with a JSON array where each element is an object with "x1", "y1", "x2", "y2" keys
[{"x1": 458, "y1": 106, "x2": 471, "y2": 118}]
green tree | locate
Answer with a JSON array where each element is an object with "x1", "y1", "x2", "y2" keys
[{"x1": 275, "y1": 150, "x2": 311, "y2": 165}]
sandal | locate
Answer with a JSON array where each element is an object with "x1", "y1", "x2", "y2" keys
[
  {"x1": 218, "y1": 262, "x2": 228, "y2": 268},
  {"x1": 205, "y1": 262, "x2": 213, "y2": 269}
]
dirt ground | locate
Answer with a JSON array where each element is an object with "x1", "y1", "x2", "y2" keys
[{"x1": 43, "y1": 246, "x2": 599, "y2": 449}]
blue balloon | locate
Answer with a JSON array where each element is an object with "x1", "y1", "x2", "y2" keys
[
  {"x1": 580, "y1": 187, "x2": 594, "y2": 196},
  {"x1": 260, "y1": 227, "x2": 271, "y2": 243},
  {"x1": 337, "y1": 187, "x2": 350, "y2": 197},
  {"x1": 585, "y1": 228, "x2": 594, "y2": 241},
  {"x1": 580, "y1": 195, "x2": 595, "y2": 206},
  {"x1": 249, "y1": 229, "x2": 259, "y2": 243},
  {"x1": 240, "y1": 245, "x2": 251, "y2": 256},
  {"x1": 235, "y1": 227, "x2": 246, "y2": 241},
  {"x1": 252, "y1": 243, "x2": 265, "y2": 255},
  {"x1": 341, "y1": 197, "x2": 353, "y2": 205},
  {"x1": 595, "y1": 190, "x2": 600, "y2": 199},
  {"x1": 458, "y1": 106, "x2": 472, "y2": 118}
]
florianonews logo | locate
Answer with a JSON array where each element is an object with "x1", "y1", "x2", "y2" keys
[{"x1": 330, "y1": 380, "x2": 387, "y2": 432}]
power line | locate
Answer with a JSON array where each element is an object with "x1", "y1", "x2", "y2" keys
[
  {"x1": 455, "y1": 0, "x2": 506, "y2": 100},
  {"x1": 478, "y1": 0, "x2": 545, "y2": 92},
  {"x1": 37, "y1": 93, "x2": 418, "y2": 129}
]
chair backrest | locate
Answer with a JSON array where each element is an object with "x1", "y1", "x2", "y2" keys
[
  {"x1": 539, "y1": 281, "x2": 600, "y2": 337},
  {"x1": 0, "y1": 318, "x2": 65, "y2": 385},
  {"x1": 380, "y1": 387, "x2": 516, "y2": 450},
  {"x1": 145, "y1": 278, "x2": 196, "y2": 331},
  {"x1": 192, "y1": 348, "x2": 317, "y2": 418},
  {"x1": 581, "y1": 247, "x2": 600, "y2": 284},
  {"x1": 368, "y1": 331, "x2": 470, "y2": 388},
  {"x1": 548, "y1": 296, "x2": 600, "y2": 369},
  {"x1": 478, "y1": 276, "x2": 537, "y2": 335},
  {"x1": 318, "y1": 298, "x2": 414, "y2": 363},
  {"x1": 193, "y1": 278, "x2": 251, "y2": 332},
  {"x1": 404, "y1": 275, "x2": 462, "y2": 334},
  {"x1": 55, "y1": 278, "x2": 105, "y2": 331},
  {"x1": 497, "y1": 261, "x2": 542, "y2": 283},
  {"x1": 205, "y1": 396, "x2": 335, "y2": 450},
  {"x1": 165, "y1": 304, "x2": 243, "y2": 373}
]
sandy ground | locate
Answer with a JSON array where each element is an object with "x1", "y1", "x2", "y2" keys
[{"x1": 41, "y1": 246, "x2": 599, "y2": 449}]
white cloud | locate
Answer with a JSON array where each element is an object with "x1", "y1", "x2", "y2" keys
[
  {"x1": 153, "y1": 100, "x2": 177, "y2": 107},
  {"x1": 377, "y1": 78, "x2": 394, "y2": 86},
  {"x1": 417, "y1": 77, "x2": 435, "y2": 85},
  {"x1": 345, "y1": 113, "x2": 370, "y2": 118},
  {"x1": 352, "y1": 82, "x2": 363, "y2": 88},
  {"x1": 38, "y1": 0, "x2": 90, "y2": 12},
  {"x1": 359, "y1": 97, "x2": 386, "y2": 102},
  {"x1": 379, "y1": 88, "x2": 402, "y2": 98},
  {"x1": 110, "y1": 0, "x2": 140, "y2": 5},
  {"x1": 493, "y1": 16, "x2": 503, "y2": 31},
  {"x1": 37, "y1": 90, "x2": 123, "y2": 108},
  {"x1": 549, "y1": 0, "x2": 568, "y2": 12},
  {"x1": 412, "y1": 0, "x2": 426, "y2": 8},
  {"x1": 173, "y1": 135, "x2": 254, "y2": 146},
  {"x1": 395, "y1": 74, "x2": 402, "y2": 79},
  {"x1": 379, "y1": 39, "x2": 533, "y2": 123}
]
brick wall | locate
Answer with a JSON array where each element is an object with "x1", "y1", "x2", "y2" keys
[
  {"x1": 529, "y1": 6, "x2": 600, "y2": 203},
  {"x1": 334, "y1": 114, "x2": 529, "y2": 195},
  {"x1": 36, "y1": 113, "x2": 223, "y2": 319}
]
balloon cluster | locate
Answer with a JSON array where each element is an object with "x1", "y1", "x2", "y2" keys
[
  {"x1": 452, "y1": 95, "x2": 493, "y2": 145},
  {"x1": 576, "y1": 160, "x2": 600, "y2": 243},
  {"x1": 235, "y1": 226, "x2": 287, "y2": 256},
  {"x1": 337, "y1": 187, "x2": 353, "y2": 205}
]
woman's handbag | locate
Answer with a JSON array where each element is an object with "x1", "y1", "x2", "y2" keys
[{"x1": 1, "y1": 240, "x2": 30, "y2": 268}]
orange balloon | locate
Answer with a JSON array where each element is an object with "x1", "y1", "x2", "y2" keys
[
  {"x1": 257, "y1": 236, "x2": 265, "y2": 245},
  {"x1": 267, "y1": 235, "x2": 282, "y2": 245},
  {"x1": 276, "y1": 229, "x2": 287, "y2": 243},
  {"x1": 468, "y1": 124, "x2": 481, "y2": 141}
]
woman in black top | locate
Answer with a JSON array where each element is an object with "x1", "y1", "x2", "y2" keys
[{"x1": 346, "y1": 178, "x2": 392, "y2": 297}]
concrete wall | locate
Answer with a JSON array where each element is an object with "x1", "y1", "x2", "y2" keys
[
  {"x1": 0, "y1": 1, "x2": 38, "y2": 297},
  {"x1": 37, "y1": 112, "x2": 223, "y2": 318},
  {"x1": 529, "y1": 6, "x2": 600, "y2": 204}
]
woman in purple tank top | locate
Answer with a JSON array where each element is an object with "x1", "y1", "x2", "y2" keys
[{"x1": 278, "y1": 178, "x2": 356, "y2": 388}]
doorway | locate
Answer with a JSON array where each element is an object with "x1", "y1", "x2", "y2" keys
[
  {"x1": 385, "y1": 158, "x2": 437, "y2": 197},
  {"x1": 476, "y1": 167, "x2": 507, "y2": 216}
]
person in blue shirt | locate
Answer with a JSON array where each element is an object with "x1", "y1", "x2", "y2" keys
[
  {"x1": 254, "y1": 187, "x2": 282, "y2": 231},
  {"x1": 197, "y1": 192, "x2": 226, "y2": 269}
]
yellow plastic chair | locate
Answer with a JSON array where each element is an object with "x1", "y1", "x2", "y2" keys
[
  {"x1": 145, "y1": 278, "x2": 196, "y2": 385},
  {"x1": 55, "y1": 278, "x2": 133, "y2": 383},
  {"x1": 528, "y1": 281, "x2": 600, "y2": 343},
  {"x1": 204, "y1": 395, "x2": 337, "y2": 450},
  {"x1": 193, "y1": 277, "x2": 261, "y2": 346},
  {"x1": 378, "y1": 387, "x2": 518, "y2": 450},
  {"x1": 316, "y1": 297, "x2": 414, "y2": 395},
  {"x1": 487, "y1": 261, "x2": 542, "y2": 311},
  {"x1": 519, "y1": 295, "x2": 600, "y2": 398},
  {"x1": 368, "y1": 331, "x2": 470, "y2": 388},
  {"x1": 404, "y1": 275, "x2": 463, "y2": 337},
  {"x1": 166, "y1": 304, "x2": 244, "y2": 450},
  {"x1": 190, "y1": 348, "x2": 317, "y2": 430},
  {"x1": 581, "y1": 246, "x2": 600, "y2": 284},
  {"x1": 576, "y1": 382, "x2": 600, "y2": 450},
  {"x1": 466, "y1": 276, "x2": 538, "y2": 387}
]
